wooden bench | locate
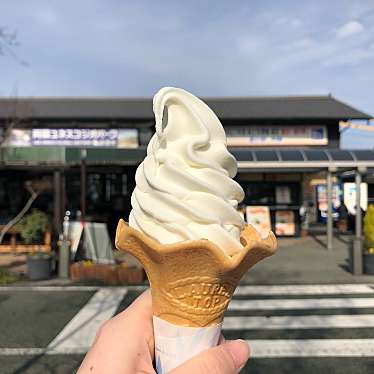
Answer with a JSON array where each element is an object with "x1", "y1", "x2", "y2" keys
[{"x1": 0, "y1": 226, "x2": 51, "y2": 253}]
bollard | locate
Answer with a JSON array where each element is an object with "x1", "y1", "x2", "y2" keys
[
  {"x1": 58, "y1": 211, "x2": 71, "y2": 279},
  {"x1": 352, "y1": 237, "x2": 363, "y2": 275},
  {"x1": 58, "y1": 238, "x2": 70, "y2": 278}
]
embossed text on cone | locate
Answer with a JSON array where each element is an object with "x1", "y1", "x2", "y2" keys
[{"x1": 115, "y1": 219, "x2": 277, "y2": 327}]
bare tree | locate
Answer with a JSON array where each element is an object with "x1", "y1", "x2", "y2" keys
[
  {"x1": 0, "y1": 27, "x2": 17, "y2": 53},
  {"x1": 0, "y1": 96, "x2": 33, "y2": 147},
  {"x1": 0, "y1": 26, "x2": 27, "y2": 66}
]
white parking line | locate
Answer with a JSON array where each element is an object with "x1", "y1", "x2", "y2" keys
[
  {"x1": 0, "y1": 348, "x2": 46, "y2": 355},
  {"x1": 3, "y1": 339, "x2": 374, "y2": 358},
  {"x1": 47, "y1": 288, "x2": 127, "y2": 353},
  {"x1": 229, "y1": 297, "x2": 374, "y2": 310},
  {"x1": 1, "y1": 284, "x2": 373, "y2": 294},
  {"x1": 249, "y1": 339, "x2": 374, "y2": 357},
  {"x1": 0, "y1": 285, "x2": 146, "y2": 292},
  {"x1": 234, "y1": 284, "x2": 374, "y2": 296},
  {"x1": 224, "y1": 314, "x2": 374, "y2": 330},
  {"x1": 0, "y1": 286, "x2": 101, "y2": 291}
]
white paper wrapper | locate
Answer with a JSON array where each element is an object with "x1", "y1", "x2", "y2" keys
[{"x1": 153, "y1": 316, "x2": 222, "y2": 373}]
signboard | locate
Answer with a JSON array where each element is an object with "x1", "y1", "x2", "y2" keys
[
  {"x1": 275, "y1": 210, "x2": 295, "y2": 236},
  {"x1": 343, "y1": 183, "x2": 368, "y2": 215},
  {"x1": 245, "y1": 206, "x2": 271, "y2": 238},
  {"x1": 83, "y1": 222, "x2": 115, "y2": 263},
  {"x1": 3, "y1": 128, "x2": 138, "y2": 148},
  {"x1": 67, "y1": 221, "x2": 84, "y2": 259},
  {"x1": 226, "y1": 126, "x2": 327, "y2": 146}
]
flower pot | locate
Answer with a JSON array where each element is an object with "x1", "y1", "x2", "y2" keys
[
  {"x1": 363, "y1": 254, "x2": 374, "y2": 275},
  {"x1": 27, "y1": 254, "x2": 52, "y2": 280}
]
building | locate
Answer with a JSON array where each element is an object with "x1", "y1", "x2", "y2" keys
[{"x1": 0, "y1": 95, "x2": 372, "y2": 244}]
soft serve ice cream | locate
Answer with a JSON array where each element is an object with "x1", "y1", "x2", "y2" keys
[
  {"x1": 129, "y1": 87, "x2": 245, "y2": 256},
  {"x1": 117, "y1": 88, "x2": 278, "y2": 373}
]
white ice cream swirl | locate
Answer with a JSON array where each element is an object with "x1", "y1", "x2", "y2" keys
[{"x1": 129, "y1": 87, "x2": 245, "y2": 256}]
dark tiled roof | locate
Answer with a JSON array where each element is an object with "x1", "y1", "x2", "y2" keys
[{"x1": 0, "y1": 95, "x2": 370, "y2": 120}]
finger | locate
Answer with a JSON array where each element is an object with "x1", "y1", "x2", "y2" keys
[
  {"x1": 78, "y1": 289, "x2": 155, "y2": 373},
  {"x1": 117, "y1": 288, "x2": 153, "y2": 322},
  {"x1": 108, "y1": 288, "x2": 154, "y2": 355},
  {"x1": 170, "y1": 339, "x2": 250, "y2": 374}
]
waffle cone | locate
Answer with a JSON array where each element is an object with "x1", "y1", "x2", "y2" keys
[{"x1": 115, "y1": 219, "x2": 277, "y2": 327}]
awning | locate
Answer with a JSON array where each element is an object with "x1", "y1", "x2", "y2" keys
[
  {"x1": 232, "y1": 149, "x2": 374, "y2": 171},
  {"x1": 0, "y1": 147, "x2": 147, "y2": 166},
  {"x1": 2, "y1": 146, "x2": 374, "y2": 171}
]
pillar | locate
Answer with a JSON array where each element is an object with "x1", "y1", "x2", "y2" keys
[
  {"x1": 352, "y1": 168, "x2": 365, "y2": 275},
  {"x1": 327, "y1": 169, "x2": 334, "y2": 251},
  {"x1": 355, "y1": 170, "x2": 362, "y2": 239},
  {"x1": 80, "y1": 149, "x2": 87, "y2": 221},
  {"x1": 53, "y1": 170, "x2": 62, "y2": 235}
]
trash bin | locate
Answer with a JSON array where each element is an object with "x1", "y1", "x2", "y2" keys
[
  {"x1": 363, "y1": 254, "x2": 374, "y2": 275},
  {"x1": 27, "y1": 253, "x2": 52, "y2": 280}
]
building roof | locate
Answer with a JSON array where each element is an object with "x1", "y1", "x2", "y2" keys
[{"x1": 0, "y1": 95, "x2": 370, "y2": 121}]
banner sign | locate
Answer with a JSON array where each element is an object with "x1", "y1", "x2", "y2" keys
[
  {"x1": 316, "y1": 184, "x2": 341, "y2": 221},
  {"x1": 245, "y1": 206, "x2": 271, "y2": 238},
  {"x1": 276, "y1": 186, "x2": 291, "y2": 204},
  {"x1": 226, "y1": 125, "x2": 327, "y2": 146},
  {"x1": 3, "y1": 128, "x2": 138, "y2": 148},
  {"x1": 343, "y1": 183, "x2": 368, "y2": 215}
]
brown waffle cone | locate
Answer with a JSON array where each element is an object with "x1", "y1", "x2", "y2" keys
[{"x1": 115, "y1": 219, "x2": 277, "y2": 327}]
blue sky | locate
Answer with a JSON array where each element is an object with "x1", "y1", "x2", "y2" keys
[{"x1": 0, "y1": 0, "x2": 373, "y2": 148}]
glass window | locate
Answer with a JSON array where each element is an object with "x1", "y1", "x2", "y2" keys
[
  {"x1": 254, "y1": 150, "x2": 278, "y2": 162},
  {"x1": 279, "y1": 150, "x2": 304, "y2": 161}
]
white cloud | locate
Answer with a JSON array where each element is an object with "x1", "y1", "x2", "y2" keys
[
  {"x1": 336, "y1": 20, "x2": 364, "y2": 38},
  {"x1": 35, "y1": 9, "x2": 58, "y2": 25},
  {"x1": 275, "y1": 17, "x2": 302, "y2": 28},
  {"x1": 1, "y1": 0, "x2": 374, "y2": 121}
]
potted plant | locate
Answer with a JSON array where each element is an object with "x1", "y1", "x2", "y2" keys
[
  {"x1": 363, "y1": 205, "x2": 374, "y2": 274},
  {"x1": 16, "y1": 210, "x2": 53, "y2": 280}
]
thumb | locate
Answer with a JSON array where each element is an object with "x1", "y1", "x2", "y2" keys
[{"x1": 170, "y1": 340, "x2": 250, "y2": 374}]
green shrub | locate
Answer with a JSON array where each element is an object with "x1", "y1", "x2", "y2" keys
[
  {"x1": 15, "y1": 209, "x2": 49, "y2": 244},
  {"x1": 0, "y1": 268, "x2": 18, "y2": 285},
  {"x1": 364, "y1": 204, "x2": 374, "y2": 251}
]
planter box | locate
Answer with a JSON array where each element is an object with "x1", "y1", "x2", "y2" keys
[
  {"x1": 364, "y1": 254, "x2": 374, "y2": 275},
  {"x1": 70, "y1": 262, "x2": 83, "y2": 281},
  {"x1": 117, "y1": 266, "x2": 145, "y2": 284},
  {"x1": 96, "y1": 264, "x2": 119, "y2": 285},
  {"x1": 127, "y1": 267, "x2": 145, "y2": 284},
  {"x1": 69, "y1": 262, "x2": 145, "y2": 285},
  {"x1": 117, "y1": 266, "x2": 129, "y2": 284},
  {"x1": 27, "y1": 256, "x2": 52, "y2": 280},
  {"x1": 82, "y1": 265, "x2": 96, "y2": 280}
]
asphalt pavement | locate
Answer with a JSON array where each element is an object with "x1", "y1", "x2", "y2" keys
[
  {"x1": 1, "y1": 233, "x2": 374, "y2": 373},
  {"x1": 1, "y1": 284, "x2": 374, "y2": 373}
]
